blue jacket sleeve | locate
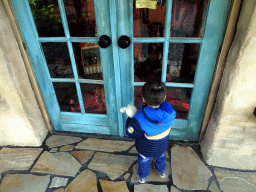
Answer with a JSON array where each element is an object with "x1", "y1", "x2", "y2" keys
[{"x1": 125, "y1": 117, "x2": 145, "y2": 139}]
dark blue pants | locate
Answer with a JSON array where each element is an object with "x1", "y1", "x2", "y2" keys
[{"x1": 137, "y1": 152, "x2": 166, "y2": 178}]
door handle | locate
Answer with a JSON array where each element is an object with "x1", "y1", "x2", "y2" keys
[
  {"x1": 118, "y1": 35, "x2": 131, "y2": 49},
  {"x1": 99, "y1": 35, "x2": 112, "y2": 48}
]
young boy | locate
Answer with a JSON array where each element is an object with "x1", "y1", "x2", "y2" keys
[{"x1": 125, "y1": 80, "x2": 176, "y2": 183}]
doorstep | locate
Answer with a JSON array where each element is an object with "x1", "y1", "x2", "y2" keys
[{"x1": 0, "y1": 133, "x2": 256, "y2": 192}]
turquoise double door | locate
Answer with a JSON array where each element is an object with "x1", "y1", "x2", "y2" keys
[{"x1": 12, "y1": 0, "x2": 230, "y2": 141}]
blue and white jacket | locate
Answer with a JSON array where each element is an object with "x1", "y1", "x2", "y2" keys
[{"x1": 125, "y1": 101, "x2": 176, "y2": 157}]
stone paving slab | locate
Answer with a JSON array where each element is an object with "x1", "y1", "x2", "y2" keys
[
  {"x1": 65, "y1": 169, "x2": 97, "y2": 192},
  {"x1": 124, "y1": 172, "x2": 130, "y2": 180},
  {"x1": 31, "y1": 151, "x2": 81, "y2": 177},
  {"x1": 2, "y1": 134, "x2": 256, "y2": 192},
  {"x1": 49, "y1": 177, "x2": 69, "y2": 188},
  {"x1": 71, "y1": 150, "x2": 95, "y2": 164},
  {"x1": 129, "y1": 146, "x2": 138, "y2": 154},
  {"x1": 0, "y1": 147, "x2": 43, "y2": 174},
  {"x1": 170, "y1": 186, "x2": 182, "y2": 192},
  {"x1": 171, "y1": 145, "x2": 213, "y2": 190},
  {"x1": 46, "y1": 135, "x2": 82, "y2": 148},
  {"x1": 213, "y1": 167, "x2": 256, "y2": 192},
  {"x1": 99, "y1": 179, "x2": 130, "y2": 192},
  {"x1": 208, "y1": 180, "x2": 221, "y2": 192},
  {"x1": 0, "y1": 174, "x2": 50, "y2": 192},
  {"x1": 76, "y1": 138, "x2": 134, "y2": 152},
  {"x1": 60, "y1": 145, "x2": 74, "y2": 152},
  {"x1": 53, "y1": 188, "x2": 65, "y2": 192},
  {"x1": 131, "y1": 161, "x2": 170, "y2": 183},
  {"x1": 134, "y1": 184, "x2": 168, "y2": 192},
  {"x1": 50, "y1": 148, "x2": 59, "y2": 153},
  {"x1": 88, "y1": 152, "x2": 137, "y2": 180}
]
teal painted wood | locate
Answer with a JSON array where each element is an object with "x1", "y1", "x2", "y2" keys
[
  {"x1": 133, "y1": 82, "x2": 194, "y2": 88},
  {"x1": 94, "y1": 0, "x2": 119, "y2": 135},
  {"x1": 168, "y1": 38, "x2": 203, "y2": 43},
  {"x1": 172, "y1": 119, "x2": 188, "y2": 129},
  {"x1": 51, "y1": 78, "x2": 76, "y2": 82},
  {"x1": 61, "y1": 112, "x2": 108, "y2": 126},
  {"x1": 50, "y1": 78, "x2": 104, "y2": 85},
  {"x1": 68, "y1": 41, "x2": 86, "y2": 114},
  {"x1": 161, "y1": 0, "x2": 172, "y2": 83},
  {"x1": 38, "y1": 37, "x2": 68, "y2": 42},
  {"x1": 78, "y1": 79, "x2": 104, "y2": 84},
  {"x1": 38, "y1": 37, "x2": 99, "y2": 43},
  {"x1": 133, "y1": 38, "x2": 202, "y2": 44},
  {"x1": 11, "y1": 0, "x2": 119, "y2": 134},
  {"x1": 187, "y1": 0, "x2": 231, "y2": 141},
  {"x1": 109, "y1": 0, "x2": 124, "y2": 136},
  {"x1": 12, "y1": 0, "x2": 230, "y2": 140},
  {"x1": 165, "y1": 83, "x2": 194, "y2": 88},
  {"x1": 62, "y1": 124, "x2": 110, "y2": 135},
  {"x1": 133, "y1": 38, "x2": 166, "y2": 43},
  {"x1": 69, "y1": 38, "x2": 98, "y2": 43},
  {"x1": 115, "y1": 0, "x2": 134, "y2": 136},
  {"x1": 169, "y1": 132, "x2": 190, "y2": 141},
  {"x1": 57, "y1": 0, "x2": 86, "y2": 114},
  {"x1": 11, "y1": 0, "x2": 63, "y2": 131},
  {"x1": 164, "y1": 0, "x2": 173, "y2": 43},
  {"x1": 126, "y1": 0, "x2": 230, "y2": 141}
]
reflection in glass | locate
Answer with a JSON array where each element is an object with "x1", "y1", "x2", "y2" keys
[
  {"x1": 53, "y1": 82, "x2": 78, "y2": 112},
  {"x1": 134, "y1": 86, "x2": 191, "y2": 119},
  {"x1": 134, "y1": 86, "x2": 143, "y2": 109},
  {"x1": 170, "y1": 0, "x2": 208, "y2": 37},
  {"x1": 64, "y1": 0, "x2": 97, "y2": 37},
  {"x1": 133, "y1": 0, "x2": 166, "y2": 38},
  {"x1": 134, "y1": 43, "x2": 163, "y2": 82},
  {"x1": 166, "y1": 87, "x2": 191, "y2": 119},
  {"x1": 167, "y1": 43, "x2": 200, "y2": 83},
  {"x1": 29, "y1": 0, "x2": 64, "y2": 37},
  {"x1": 73, "y1": 43, "x2": 102, "y2": 80},
  {"x1": 79, "y1": 84, "x2": 106, "y2": 114},
  {"x1": 42, "y1": 43, "x2": 74, "y2": 78}
]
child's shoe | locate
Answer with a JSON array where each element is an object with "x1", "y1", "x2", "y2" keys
[
  {"x1": 139, "y1": 177, "x2": 146, "y2": 183},
  {"x1": 159, "y1": 172, "x2": 166, "y2": 178}
]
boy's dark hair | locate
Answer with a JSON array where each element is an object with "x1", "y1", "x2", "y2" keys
[{"x1": 142, "y1": 80, "x2": 166, "y2": 106}]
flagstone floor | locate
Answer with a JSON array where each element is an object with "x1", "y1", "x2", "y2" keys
[{"x1": 0, "y1": 133, "x2": 256, "y2": 192}]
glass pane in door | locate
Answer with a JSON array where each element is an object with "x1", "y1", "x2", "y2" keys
[
  {"x1": 72, "y1": 42, "x2": 102, "y2": 80},
  {"x1": 41, "y1": 42, "x2": 74, "y2": 78},
  {"x1": 53, "y1": 82, "x2": 78, "y2": 112},
  {"x1": 170, "y1": 0, "x2": 209, "y2": 37},
  {"x1": 134, "y1": 86, "x2": 192, "y2": 119},
  {"x1": 134, "y1": 43, "x2": 164, "y2": 82},
  {"x1": 133, "y1": 0, "x2": 166, "y2": 38},
  {"x1": 166, "y1": 87, "x2": 192, "y2": 119},
  {"x1": 167, "y1": 43, "x2": 200, "y2": 83},
  {"x1": 80, "y1": 83, "x2": 106, "y2": 114},
  {"x1": 29, "y1": 0, "x2": 65, "y2": 37},
  {"x1": 64, "y1": 0, "x2": 97, "y2": 37}
]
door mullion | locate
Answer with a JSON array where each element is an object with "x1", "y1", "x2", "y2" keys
[
  {"x1": 162, "y1": 0, "x2": 174, "y2": 82},
  {"x1": 187, "y1": 0, "x2": 231, "y2": 141},
  {"x1": 109, "y1": 0, "x2": 124, "y2": 136},
  {"x1": 57, "y1": 0, "x2": 70, "y2": 38},
  {"x1": 66, "y1": 41, "x2": 86, "y2": 114},
  {"x1": 58, "y1": 0, "x2": 85, "y2": 114}
]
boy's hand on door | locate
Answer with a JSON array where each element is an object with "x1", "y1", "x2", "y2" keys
[{"x1": 120, "y1": 104, "x2": 138, "y2": 118}]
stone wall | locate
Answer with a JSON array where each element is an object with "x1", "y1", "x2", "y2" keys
[
  {"x1": 201, "y1": 0, "x2": 256, "y2": 170},
  {"x1": 0, "y1": 1, "x2": 48, "y2": 146}
]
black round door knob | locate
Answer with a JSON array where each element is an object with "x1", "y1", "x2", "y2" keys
[
  {"x1": 118, "y1": 35, "x2": 131, "y2": 49},
  {"x1": 99, "y1": 35, "x2": 112, "y2": 48}
]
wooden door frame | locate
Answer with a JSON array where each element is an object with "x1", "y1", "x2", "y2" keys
[
  {"x1": 199, "y1": 0, "x2": 242, "y2": 142},
  {"x1": 9, "y1": 0, "x2": 232, "y2": 141}
]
